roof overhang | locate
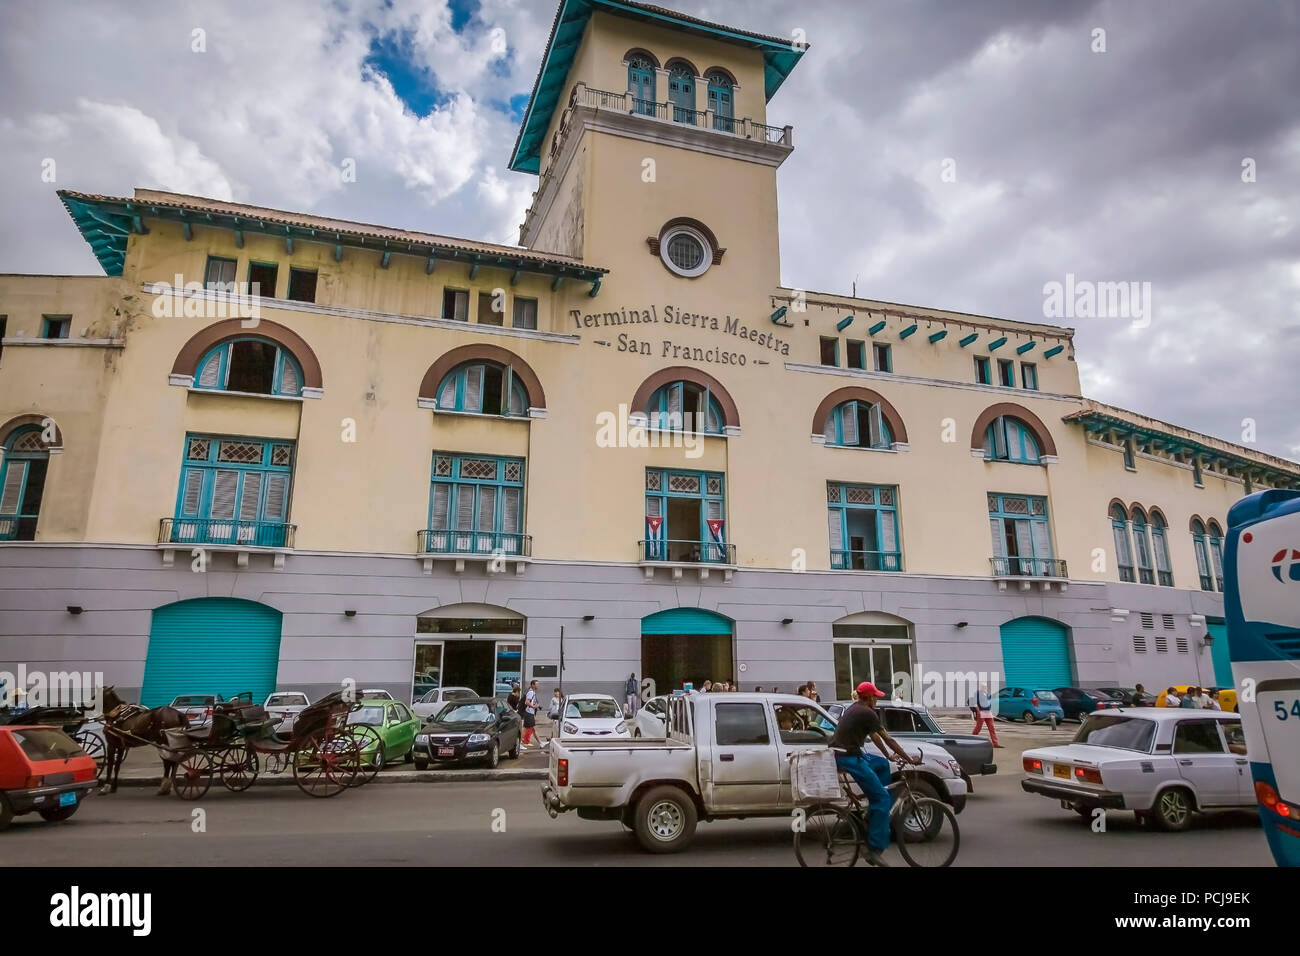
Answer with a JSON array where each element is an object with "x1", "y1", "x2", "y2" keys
[
  {"x1": 509, "y1": 0, "x2": 806, "y2": 173},
  {"x1": 1064, "y1": 407, "x2": 1300, "y2": 489},
  {"x1": 57, "y1": 191, "x2": 608, "y2": 286}
]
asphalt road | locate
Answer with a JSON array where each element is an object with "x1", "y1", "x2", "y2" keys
[{"x1": 8, "y1": 762, "x2": 1272, "y2": 867}]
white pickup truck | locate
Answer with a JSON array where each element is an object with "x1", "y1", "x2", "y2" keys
[{"x1": 541, "y1": 692, "x2": 968, "y2": 852}]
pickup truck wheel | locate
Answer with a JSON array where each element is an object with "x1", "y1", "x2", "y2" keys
[
  {"x1": 633, "y1": 786, "x2": 697, "y2": 853},
  {"x1": 1153, "y1": 787, "x2": 1194, "y2": 831}
]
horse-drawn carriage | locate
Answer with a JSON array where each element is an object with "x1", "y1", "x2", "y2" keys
[{"x1": 0, "y1": 705, "x2": 105, "y2": 768}]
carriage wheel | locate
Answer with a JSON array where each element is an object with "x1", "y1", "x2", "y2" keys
[
  {"x1": 74, "y1": 730, "x2": 106, "y2": 775},
  {"x1": 340, "y1": 725, "x2": 383, "y2": 787},
  {"x1": 292, "y1": 730, "x2": 359, "y2": 798},
  {"x1": 219, "y1": 745, "x2": 259, "y2": 792},
  {"x1": 173, "y1": 750, "x2": 213, "y2": 801}
]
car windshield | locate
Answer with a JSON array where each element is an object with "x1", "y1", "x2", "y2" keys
[
  {"x1": 347, "y1": 707, "x2": 385, "y2": 726},
  {"x1": 1033, "y1": 690, "x2": 1059, "y2": 702},
  {"x1": 436, "y1": 703, "x2": 492, "y2": 723},
  {"x1": 1083, "y1": 689, "x2": 1118, "y2": 699},
  {"x1": 14, "y1": 728, "x2": 84, "y2": 761},
  {"x1": 266, "y1": 694, "x2": 306, "y2": 707},
  {"x1": 565, "y1": 699, "x2": 620, "y2": 719},
  {"x1": 173, "y1": 696, "x2": 213, "y2": 707},
  {"x1": 445, "y1": 689, "x2": 477, "y2": 701},
  {"x1": 1073, "y1": 715, "x2": 1156, "y2": 751},
  {"x1": 363, "y1": 691, "x2": 392, "y2": 700}
]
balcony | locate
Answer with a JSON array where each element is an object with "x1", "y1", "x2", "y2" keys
[
  {"x1": 830, "y1": 550, "x2": 903, "y2": 572},
  {"x1": 158, "y1": 517, "x2": 295, "y2": 568},
  {"x1": 417, "y1": 529, "x2": 532, "y2": 576},
  {"x1": 990, "y1": 556, "x2": 1069, "y2": 593},
  {"x1": 1157, "y1": 570, "x2": 1174, "y2": 587},
  {"x1": 0, "y1": 513, "x2": 37, "y2": 541},
  {"x1": 639, "y1": 538, "x2": 736, "y2": 582},
  {"x1": 1118, "y1": 565, "x2": 1135, "y2": 583},
  {"x1": 1138, "y1": 567, "x2": 1155, "y2": 585}
]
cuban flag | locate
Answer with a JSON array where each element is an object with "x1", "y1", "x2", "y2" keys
[
  {"x1": 646, "y1": 516, "x2": 664, "y2": 559},
  {"x1": 706, "y1": 518, "x2": 725, "y2": 560}
]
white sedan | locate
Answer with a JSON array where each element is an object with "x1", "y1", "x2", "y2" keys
[
  {"x1": 412, "y1": 686, "x2": 480, "y2": 721},
  {"x1": 1021, "y1": 708, "x2": 1254, "y2": 831},
  {"x1": 263, "y1": 691, "x2": 310, "y2": 737},
  {"x1": 632, "y1": 695, "x2": 668, "y2": 738},
  {"x1": 559, "y1": 694, "x2": 631, "y2": 739}
]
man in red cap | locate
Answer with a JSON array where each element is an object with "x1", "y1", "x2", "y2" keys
[{"x1": 827, "y1": 680, "x2": 922, "y2": 866}]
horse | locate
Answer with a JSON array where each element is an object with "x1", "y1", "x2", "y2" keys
[{"x1": 98, "y1": 687, "x2": 190, "y2": 796}]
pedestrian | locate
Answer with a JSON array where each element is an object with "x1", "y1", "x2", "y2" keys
[
  {"x1": 806, "y1": 681, "x2": 820, "y2": 703},
  {"x1": 1162, "y1": 687, "x2": 1181, "y2": 708},
  {"x1": 1180, "y1": 687, "x2": 1198, "y2": 709},
  {"x1": 753, "y1": 685, "x2": 763, "y2": 693},
  {"x1": 520, "y1": 679, "x2": 541, "y2": 748},
  {"x1": 1207, "y1": 689, "x2": 1223, "y2": 711},
  {"x1": 770, "y1": 686, "x2": 779, "y2": 694},
  {"x1": 796, "y1": 683, "x2": 808, "y2": 698},
  {"x1": 624, "y1": 672, "x2": 639, "y2": 716},
  {"x1": 701, "y1": 679, "x2": 713, "y2": 693},
  {"x1": 1132, "y1": 683, "x2": 1148, "y2": 706},
  {"x1": 506, "y1": 682, "x2": 521, "y2": 712},
  {"x1": 547, "y1": 687, "x2": 563, "y2": 740},
  {"x1": 968, "y1": 682, "x2": 1002, "y2": 748}
]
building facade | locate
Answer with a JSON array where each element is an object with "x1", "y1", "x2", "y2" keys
[{"x1": 2, "y1": 0, "x2": 1297, "y2": 708}]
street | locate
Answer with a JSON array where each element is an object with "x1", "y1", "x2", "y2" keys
[{"x1": 9, "y1": 763, "x2": 1271, "y2": 867}]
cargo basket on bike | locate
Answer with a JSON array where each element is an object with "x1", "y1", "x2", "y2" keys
[{"x1": 789, "y1": 748, "x2": 845, "y2": 804}]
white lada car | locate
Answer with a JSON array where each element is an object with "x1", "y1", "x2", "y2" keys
[{"x1": 1021, "y1": 708, "x2": 1254, "y2": 831}]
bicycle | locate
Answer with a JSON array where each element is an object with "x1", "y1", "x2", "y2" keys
[{"x1": 793, "y1": 753, "x2": 960, "y2": 867}]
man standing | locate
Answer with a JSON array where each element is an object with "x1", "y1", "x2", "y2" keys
[
  {"x1": 520, "y1": 679, "x2": 541, "y2": 749},
  {"x1": 826, "y1": 681, "x2": 922, "y2": 867},
  {"x1": 1132, "y1": 683, "x2": 1148, "y2": 706},
  {"x1": 805, "y1": 681, "x2": 821, "y2": 703},
  {"x1": 624, "y1": 672, "x2": 639, "y2": 716},
  {"x1": 969, "y1": 683, "x2": 1002, "y2": 747}
]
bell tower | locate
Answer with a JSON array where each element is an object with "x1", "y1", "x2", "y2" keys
[{"x1": 510, "y1": 0, "x2": 805, "y2": 303}]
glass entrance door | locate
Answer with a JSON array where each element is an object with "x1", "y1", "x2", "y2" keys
[
  {"x1": 495, "y1": 642, "x2": 523, "y2": 697},
  {"x1": 841, "y1": 644, "x2": 912, "y2": 699},
  {"x1": 413, "y1": 642, "x2": 443, "y2": 700}
]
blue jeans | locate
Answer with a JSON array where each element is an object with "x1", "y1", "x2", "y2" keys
[{"x1": 835, "y1": 752, "x2": 893, "y2": 852}]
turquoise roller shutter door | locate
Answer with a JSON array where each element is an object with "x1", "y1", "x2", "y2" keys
[
  {"x1": 641, "y1": 608, "x2": 733, "y2": 635},
  {"x1": 999, "y1": 617, "x2": 1072, "y2": 689},
  {"x1": 142, "y1": 598, "x2": 283, "y2": 707}
]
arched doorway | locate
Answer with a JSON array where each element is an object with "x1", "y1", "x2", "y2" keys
[
  {"x1": 142, "y1": 598, "x2": 283, "y2": 707},
  {"x1": 999, "y1": 616, "x2": 1072, "y2": 689},
  {"x1": 415, "y1": 604, "x2": 526, "y2": 700},
  {"x1": 641, "y1": 608, "x2": 733, "y2": 693}
]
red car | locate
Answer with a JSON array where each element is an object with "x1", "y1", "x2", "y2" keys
[{"x1": 0, "y1": 725, "x2": 97, "y2": 830}]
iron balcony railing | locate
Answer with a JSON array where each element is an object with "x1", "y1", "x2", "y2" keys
[
  {"x1": 160, "y1": 517, "x2": 295, "y2": 549},
  {"x1": 640, "y1": 538, "x2": 736, "y2": 565},
  {"x1": 1138, "y1": 567, "x2": 1155, "y2": 585},
  {"x1": 990, "y1": 556, "x2": 1068, "y2": 578},
  {"x1": 418, "y1": 529, "x2": 532, "y2": 557},
  {"x1": 578, "y1": 86, "x2": 793, "y2": 147},
  {"x1": 0, "y1": 514, "x2": 37, "y2": 541},
  {"x1": 1118, "y1": 565, "x2": 1136, "y2": 583},
  {"x1": 1215, "y1": 574, "x2": 1224, "y2": 591},
  {"x1": 1199, "y1": 574, "x2": 1214, "y2": 591},
  {"x1": 1157, "y1": 570, "x2": 1174, "y2": 587},
  {"x1": 830, "y1": 550, "x2": 903, "y2": 572}
]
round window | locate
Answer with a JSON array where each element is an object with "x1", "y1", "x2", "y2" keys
[{"x1": 660, "y1": 226, "x2": 711, "y2": 278}]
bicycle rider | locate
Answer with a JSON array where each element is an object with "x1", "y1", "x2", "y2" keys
[{"x1": 827, "y1": 681, "x2": 922, "y2": 866}]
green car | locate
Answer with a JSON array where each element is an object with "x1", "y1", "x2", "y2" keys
[{"x1": 346, "y1": 699, "x2": 421, "y2": 770}]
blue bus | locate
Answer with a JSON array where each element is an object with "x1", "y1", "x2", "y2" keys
[{"x1": 1224, "y1": 488, "x2": 1300, "y2": 867}]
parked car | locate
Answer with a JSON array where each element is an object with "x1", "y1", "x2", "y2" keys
[
  {"x1": 558, "y1": 694, "x2": 631, "y2": 739},
  {"x1": 170, "y1": 694, "x2": 223, "y2": 728},
  {"x1": 412, "y1": 686, "x2": 480, "y2": 721},
  {"x1": 345, "y1": 699, "x2": 420, "y2": 770},
  {"x1": 360, "y1": 688, "x2": 395, "y2": 702},
  {"x1": 823, "y1": 699, "x2": 997, "y2": 786},
  {"x1": 994, "y1": 687, "x2": 1065, "y2": 723},
  {"x1": 262, "y1": 692, "x2": 310, "y2": 738},
  {"x1": 1096, "y1": 686, "x2": 1157, "y2": 708},
  {"x1": 633, "y1": 695, "x2": 669, "y2": 738},
  {"x1": 542, "y1": 693, "x2": 967, "y2": 853},
  {"x1": 0, "y1": 726, "x2": 98, "y2": 830},
  {"x1": 414, "y1": 698, "x2": 522, "y2": 769},
  {"x1": 1053, "y1": 687, "x2": 1125, "y2": 722},
  {"x1": 1022, "y1": 708, "x2": 1255, "y2": 830}
]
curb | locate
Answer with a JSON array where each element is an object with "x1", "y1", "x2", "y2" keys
[{"x1": 114, "y1": 769, "x2": 549, "y2": 788}]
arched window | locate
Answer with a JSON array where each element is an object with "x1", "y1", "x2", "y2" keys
[
  {"x1": 667, "y1": 60, "x2": 696, "y2": 123},
  {"x1": 1111, "y1": 503, "x2": 1134, "y2": 582},
  {"x1": 1150, "y1": 511, "x2": 1173, "y2": 586},
  {"x1": 195, "y1": 338, "x2": 303, "y2": 397},
  {"x1": 647, "y1": 381, "x2": 724, "y2": 434},
  {"x1": 1131, "y1": 507, "x2": 1154, "y2": 585},
  {"x1": 1207, "y1": 520, "x2": 1225, "y2": 591},
  {"x1": 983, "y1": 415, "x2": 1041, "y2": 463},
  {"x1": 0, "y1": 426, "x2": 49, "y2": 540},
  {"x1": 824, "y1": 400, "x2": 892, "y2": 450},
  {"x1": 705, "y1": 69, "x2": 735, "y2": 131},
  {"x1": 627, "y1": 53, "x2": 657, "y2": 116},
  {"x1": 436, "y1": 361, "x2": 529, "y2": 417}
]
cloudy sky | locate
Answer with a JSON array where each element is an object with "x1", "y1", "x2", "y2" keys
[{"x1": 2, "y1": 0, "x2": 1297, "y2": 459}]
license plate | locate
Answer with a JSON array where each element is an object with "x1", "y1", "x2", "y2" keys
[
  {"x1": 438, "y1": 747, "x2": 454, "y2": 757},
  {"x1": 59, "y1": 791, "x2": 78, "y2": 807},
  {"x1": 1053, "y1": 763, "x2": 1070, "y2": 779}
]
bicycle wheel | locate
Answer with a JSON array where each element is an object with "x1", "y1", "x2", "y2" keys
[
  {"x1": 793, "y1": 804, "x2": 861, "y2": 867},
  {"x1": 892, "y1": 796, "x2": 959, "y2": 867}
]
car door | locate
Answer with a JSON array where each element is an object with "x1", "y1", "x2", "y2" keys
[
  {"x1": 1218, "y1": 717, "x2": 1253, "y2": 804},
  {"x1": 770, "y1": 701, "x2": 836, "y2": 804},
  {"x1": 1172, "y1": 718, "x2": 1240, "y2": 807},
  {"x1": 495, "y1": 701, "x2": 518, "y2": 748},
  {"x1": 708, "y1": 701, "x2": 780, "y2": 811},
  {"x1": 1054, "y1": 688, "x2": 1079, "y2": 718},
  {"x1": 993, "y1": 687, "x2": 1019, "y2": 718},
  {"x1": 389, "y1": 703, "x2": 414, "y2": 756}
]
